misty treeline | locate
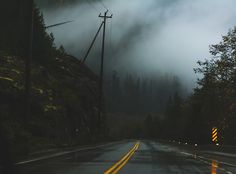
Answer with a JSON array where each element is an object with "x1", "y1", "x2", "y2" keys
[
  {"x1": 104, "y1": 72, "x2": 189, "y2": 142},
  {"x1": 105, "y1": 72, "x2": 185, "y2": 114},
  {"x1": 0, "y1": 1, "x2": 105, "y2": 161}
]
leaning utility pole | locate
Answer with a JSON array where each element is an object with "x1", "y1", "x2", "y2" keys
[
  {"x1": 24, "y1": 0, "x2": 34, "y2": 121},
  {"x1": 24, "y1": 1, "x2": 73, "y2": 121},
  {"x1": 98, "y1": 10, "x2": 112, "y2": 130}
]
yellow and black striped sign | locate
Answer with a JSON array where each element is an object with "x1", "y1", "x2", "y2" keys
[{"x1": 212, "y1": 127, "x2": 218, "y2": 143}]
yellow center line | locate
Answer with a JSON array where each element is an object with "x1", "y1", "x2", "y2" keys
[
  {"x1": 104, "y1": 141, "x2": 140, "y2": 174},
  {"x1": 104, "y1": 142, "x2": 138, "y2": 174},
  {"x1": 112, "y1": 143, "x2": 140, "y2": 174},
  {"x1": 104, "y1": 144, "x2": 137, "y2": 174}
]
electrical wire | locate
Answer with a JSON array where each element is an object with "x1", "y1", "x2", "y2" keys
[
  {"x1": 109, "y1": 18, "x2": 113, "y2": 50},
  {"x1": 90, "y1": 0, "x2": 109, "y2": 11},
  {"x1": 45, "y1": 20, "x2": 74, "y2": 29},
  {"x1": 109, "y1": 18, "x2": 114, "y2": 63},
  {"x1": 98, "y1": 0, "x2": 108, "y2": 10},
  {"x1": 85, "y1": 0, "x2": 100, "y2": 13}
]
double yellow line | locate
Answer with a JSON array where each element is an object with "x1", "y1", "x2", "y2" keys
[{"x1": 104, "y1": 141, "x2": 140, "y2": 174}]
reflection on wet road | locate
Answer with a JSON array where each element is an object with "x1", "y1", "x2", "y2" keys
[
  {"x1": 211, "y1": 160, "x2": 218, "y2": 174},
  {"x1": 16, "y1": 140, "x2": 235, "y2": 174}
]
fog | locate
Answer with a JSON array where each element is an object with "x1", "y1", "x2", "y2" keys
[{"x1": 37, "y1": 0, "x2": 236, "y2": 89}]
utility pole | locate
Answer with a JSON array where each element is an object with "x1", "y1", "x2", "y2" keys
[
  {"x1": 24, "y1": 0, "x2": 34, "y2": 121},
  {"x1": 98, "y1": 10, "x2": 112, "y2": 131},
  {"x1": 24, "y1": 1, "x2": 73, "y2": 122}
]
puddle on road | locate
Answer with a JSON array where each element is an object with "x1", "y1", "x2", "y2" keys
[{"x1": 211, "y1": 160, "x2": 218, "y2": 174}]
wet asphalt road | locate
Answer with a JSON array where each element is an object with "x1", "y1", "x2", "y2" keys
[{"x1": 16, "y1": 140, "x2": 236, "y2": 174}]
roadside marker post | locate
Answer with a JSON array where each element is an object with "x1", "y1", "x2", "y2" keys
[{"x1": 212, "y1": 127, "x2": 218, "y2": 145}]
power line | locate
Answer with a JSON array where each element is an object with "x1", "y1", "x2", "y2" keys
[
  {"x1": 109, "y1": 18, "x2": 113, "y2": 49},
  {"x1": 98, "y1": 0, "x2": 108, "y2": 10},
  {"x1": 45, "y1": 20, "x2": 74, "y2": 29},
  {"x1": 85, "y1": 0, "x2": 100, "y2": 13},
  {"x1": 89, "y1": 0, "x2": 108, "y2": 11}
]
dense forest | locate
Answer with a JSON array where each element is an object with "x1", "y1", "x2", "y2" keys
[{"x1": 105, "y1": 72, "x2": 184, "y2": 114}]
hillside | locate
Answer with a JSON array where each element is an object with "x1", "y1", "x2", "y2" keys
[{"x1": 0, "y1": 50, "x2": 101, "y2": 158}]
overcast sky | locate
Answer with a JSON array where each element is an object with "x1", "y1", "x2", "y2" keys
[{"x1": 38, "y1": 0, "x2": 236, "y2": 89}]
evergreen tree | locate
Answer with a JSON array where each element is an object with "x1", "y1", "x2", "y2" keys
[{"x1": 0, "y1": 1, "x2": 57, "y2": 63}]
